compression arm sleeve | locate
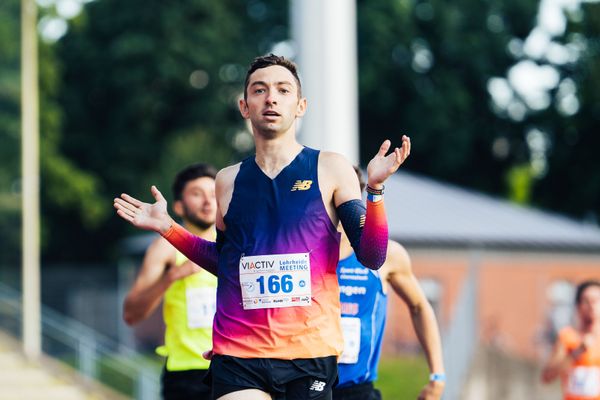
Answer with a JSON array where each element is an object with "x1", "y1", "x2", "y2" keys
[
  {"x1": 337, "y1": 199, "x2": 389, "y2": 270},
  {"x1": 162, "y1": 222, "x2": 219, "y2": 275}
]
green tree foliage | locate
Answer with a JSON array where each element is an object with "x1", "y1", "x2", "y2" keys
[
  {"x1": 531, "y1": 4, "x2": 600, "y2": 221},
  {"x1": 0, "y1": 0, "x2": 22, "y2": 267},
  {"x1": 356, "y1": 0, "x2": 600, "y2": 221},
  {"x1": 357, "y1": 0, "x2": 538, "y2": 195},
  {"x1": 53, "y1": 0, "x2": 288, "y2": 261},
  {"x1": 0, "y1": 0, "x2": 105, "y2": 267}
]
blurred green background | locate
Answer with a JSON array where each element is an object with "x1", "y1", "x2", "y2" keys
[
  {"x1": 1, "y1": 0, "x2": 599, "y2": 397},
  {"x1": 2, "y1": 0, "x2": 599, "y2": 265}
]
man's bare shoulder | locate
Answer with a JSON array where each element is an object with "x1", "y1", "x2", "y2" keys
[
  {"x1": 318, "y1": 151, "x2": 357, "y2": 183},
  {"x1": 216, "y1": 163, "x2": 241, "y2": 186},
  {"x1": 319, "y1": 151, "x2": 352, "y2": 170},
  {"x1": 318, "y1": 151, "x2": 361, "y2": 206}
]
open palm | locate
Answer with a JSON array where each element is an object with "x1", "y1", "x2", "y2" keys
[
  {"x1": 113, "y1": 185, "x2": 172, "y2": 233},
  {"x1": 367, "y1": 136, "x2": 411, "y2": 187}
]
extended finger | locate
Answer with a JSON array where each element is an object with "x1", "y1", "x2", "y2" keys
[
  {"x1": 395, "y1": 147, "x2": 403, "y2": 164},
  {"x1": 114, "y1": 201, "x2": 137, "y2": 219},
  {"x1": 116, "y1": 209, "x2": 135, "y2": 223},
  {"x1": 376, "y1": 139, "x2": 391, "y2": 157},
  {"x1": 151, "y1": 185, "x2": 166, "y2": 203},
  {"x1": 120, "y1": 193, "x2": 144, "y2": 207},
  {"x1": 114, "y1": 197, "x2": 140, "y2": 214},
  {"x1": 400, "y1": 144, "x2": 409, "y2": 162},
  {"x1": 403, "y1": 135, "x2": 411, "y2": 155}
]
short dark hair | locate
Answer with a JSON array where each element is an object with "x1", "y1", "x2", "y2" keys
[
  {"x1": 575, "y1": 280, "x2": 600, "y2": 305},
  {"x1": 172, "y1": 163, "x2": 217, "y2": 200},
  {"x1": 244, "y1": 54, "x2": 302, "y2": 100},
  {"x1": 353, "y1": 165, "x2": 366, "y2": 192}
]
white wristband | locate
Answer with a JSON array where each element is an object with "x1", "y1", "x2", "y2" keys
[{"x1": 429, "y1": 373, "x2": 446, "y2": 382}]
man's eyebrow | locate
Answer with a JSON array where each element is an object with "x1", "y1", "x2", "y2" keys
[{"x1": 249, "y1": 80, "x2": 293, "y2": 87}]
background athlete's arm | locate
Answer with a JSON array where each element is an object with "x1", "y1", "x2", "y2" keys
[
  {"x1": 383, "y1": 241, "x2": 445, "y2": 400},
  {"x1": 114, "y1": 185, "x2": 218, "y2": 274},
  {"x1": 332, "y1": 137, "x2": 411, "y2": 269},
  {"x1": 541, "y1": 331, "x2": 592, "y2": 382},
  {"x1": 541, "y1": 338, "x2": 572, "y2": 383},
  {"x1": 123, "y1": 238, "x2": 204, "y2": 325}
]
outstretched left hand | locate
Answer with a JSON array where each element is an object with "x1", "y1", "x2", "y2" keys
[{"x1": 367, "y1": 136, "x2": 411, "y2": 189}]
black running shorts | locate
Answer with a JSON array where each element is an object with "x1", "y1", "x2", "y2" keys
[
  {"x1": 162, "y1": 367, "x2": 212, "y2": 400},
  {"x1": 332, "y1": 381, "x2": 382, "y2": 400},
  {"x1": 207, "y1": 355, "x2": 338, "y2": 400}
]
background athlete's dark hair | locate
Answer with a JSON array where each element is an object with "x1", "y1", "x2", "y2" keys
[
  {"x1": 244, "y1": 54, "x2": 302, "y2": 100},
  {"x1": 575, "y1": 279, "x2": 600, "y2": 305},
  {"x1": 172, "y1": 163, "x2": 217, "y2": 200}
]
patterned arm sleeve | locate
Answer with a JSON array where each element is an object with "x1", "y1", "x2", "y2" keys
[
  {"x1": 337, "y1": 199, "x2": 389, "y2": 270},
  {"x1": 162, "y1": 222, "x2": 219, "y2": 275}
]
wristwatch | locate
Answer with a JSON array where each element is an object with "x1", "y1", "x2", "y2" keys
[{"x1": 429, "y1": 373, "x2": 446, "y2": 383}]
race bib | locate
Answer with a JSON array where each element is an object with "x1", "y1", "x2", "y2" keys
[
  {"x1": 186, "y1": 287, "x2": 217, "y2": 329},
  {"x1": 339, "y1": 317, "x2": 361, "y2": 364},
  {"x1": 239, "y1": 253, "x2": 311, "y2": 310},
  {"x1": 566, "y1": 366, "x2": 600, "y2": 397}
]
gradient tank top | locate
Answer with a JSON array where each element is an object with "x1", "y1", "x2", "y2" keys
[
  {"x1": 336, "y1": 252, "x2": 388, "y2": 387},
  {"x1": 213, "y1": 147, "x2": 343, "y2": 359}
]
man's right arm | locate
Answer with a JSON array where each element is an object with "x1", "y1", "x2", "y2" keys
[
  {"x1": 114, "y1": 185, "x2": 219, "y2": 273},
  {"x1": 123, "y1": 238, "x2": 175, "y2": 325},
  {"x1": 159, "y1": 164, "x2": 240, "y2": 271}
]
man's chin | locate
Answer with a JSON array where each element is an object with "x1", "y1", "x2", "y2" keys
[{"x1": 187, "y1": 217, "x2": 215, "y2": 230}]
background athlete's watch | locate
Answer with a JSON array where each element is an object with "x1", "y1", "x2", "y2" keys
[{"x1": 429, "y1": 372, "x2": 446, "y2": 383}]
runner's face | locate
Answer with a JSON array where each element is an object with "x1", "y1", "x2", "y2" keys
[
  {"x1": 177, "y1": 177, "x2": 216, "y2": 230},
  {"x1": 240, "y1": 65, "x2": 306, "y2": 138},
  {"x1": 578, "y1": 285, "x2": 600, "y2": 324}
]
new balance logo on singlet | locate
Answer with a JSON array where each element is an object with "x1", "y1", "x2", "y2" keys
[
  {"x1": 291, "y1": 180, "x2": 312, "y2": 191},
  {"x1": 309, "y1": 380, "x2": 326, "y2": 392}
]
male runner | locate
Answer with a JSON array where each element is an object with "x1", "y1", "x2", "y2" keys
[
  {"x1": 123, "y1": 163, "x2": 218, "y2": 400},
  {"x1": 334, "y1": 167, "x2": 444, "y2": 400},
  {"x1": 541, "y1": 280, "x2": 600, "y2": 400},
  {"x1": 114, "y1": 54, "x2": 411, "y2": 400}
]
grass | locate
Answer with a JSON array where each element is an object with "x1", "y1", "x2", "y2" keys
[{"x1": 375, "y1": 356, "x2": 430, "y2": 399}]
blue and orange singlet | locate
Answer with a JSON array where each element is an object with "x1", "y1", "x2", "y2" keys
[{"x1": 336, "y1": 252, "x2": 388, "y2": 387}]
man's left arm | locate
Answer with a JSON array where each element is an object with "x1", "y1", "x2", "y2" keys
[
  {"x1": 385, "y1": 241, "x2": 445, "y2": 400},
  {"x1": 333, "y1": 137, "x2": 411, "y2": 269}
]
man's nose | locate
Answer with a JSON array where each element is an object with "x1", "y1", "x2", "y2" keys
[{"x1": 265, "y1": 91, "x2": 278, "y2": 105}]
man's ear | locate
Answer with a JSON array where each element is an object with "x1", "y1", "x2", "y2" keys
[
  {"x1": 296, "y1": 97, "x2": 307, "y2": 117},
  {"x1": 239, "y1": 98, "x2": 250, "y2": 119},
  {"x1": 172, "y1": 200, "x2": 184, "y2": 218}
]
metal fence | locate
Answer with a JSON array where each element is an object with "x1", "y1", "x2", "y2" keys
[{"x1": 0, "y1": 281, "x2": 160, "y2": 400}]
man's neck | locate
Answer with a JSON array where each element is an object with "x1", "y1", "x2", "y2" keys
[
  {"x1": 183, "y1": 222, "x2": 215, "y2": 240},
  {"x1": 254, "y1": 130, "x2": 303, "y2": 178}
]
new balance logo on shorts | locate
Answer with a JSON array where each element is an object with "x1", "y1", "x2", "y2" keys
[
  {"x1": 291, "y1": 180, "x2": 312, "y2": 191},
  {"x1": 309, "y1": 380, "x2": 326, "y2": 392}
]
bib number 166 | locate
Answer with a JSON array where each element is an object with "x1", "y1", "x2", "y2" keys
[{"x1": 256, "y1": 274, "x2": 293, "y2": 294}]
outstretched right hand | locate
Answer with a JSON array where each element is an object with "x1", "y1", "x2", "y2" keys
[{"x1": 113, "y1": 185, "x2": 173, "y2": 234}]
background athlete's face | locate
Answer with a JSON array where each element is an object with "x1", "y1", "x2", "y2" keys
[
  {"x1": 239, "y1": 65, "x2": 306, "y2": 138},
  {"x1": 578, "y1": 285, "x2": 600, "y2": 325},
  {"x1": 174, "y1": 176, "x2": 217, "y2": 230}
]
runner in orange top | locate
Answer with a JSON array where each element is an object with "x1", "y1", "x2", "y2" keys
[{"x1": 542, "y1": 280, "x2": 600, "y2": 400}]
